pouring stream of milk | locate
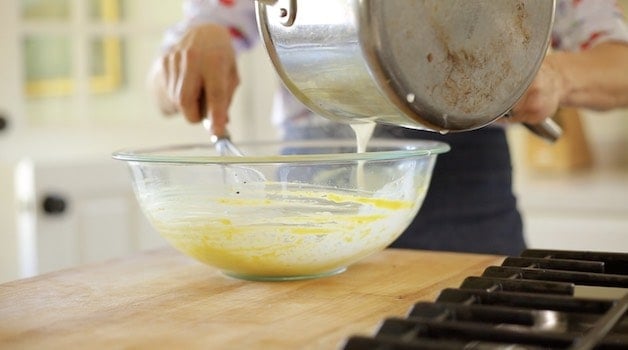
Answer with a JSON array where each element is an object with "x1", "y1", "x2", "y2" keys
[{"x1": 350, "y1": 122, "x2": 377, "y2": 190}]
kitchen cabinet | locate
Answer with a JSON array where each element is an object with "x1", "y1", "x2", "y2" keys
[{"x1": 12, "y1": 157, "x2": 165, "y2": 279}]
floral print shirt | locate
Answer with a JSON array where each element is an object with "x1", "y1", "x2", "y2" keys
[
  {"x1": 552, "y1": 0, "x2": 628, "y2": 51},
  {"x1": 164, "y1": 0, "x2": 628, "y2": 126}
]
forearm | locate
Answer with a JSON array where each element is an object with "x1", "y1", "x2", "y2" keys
[{"x1": 552, "y1": 41, "x2": 628, "y2": 111}]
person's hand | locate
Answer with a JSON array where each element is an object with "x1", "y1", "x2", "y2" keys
[
  {"x1": 508, "y1": 54, "x2": 565, "y2": 125},
  {"x1": 149, "y1": 23, "x2": 240, "y2": 137}
]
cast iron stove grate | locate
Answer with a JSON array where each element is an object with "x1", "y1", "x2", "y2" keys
[{"x1": 343, "y1": 249, "x2": 628, "y2": 350}]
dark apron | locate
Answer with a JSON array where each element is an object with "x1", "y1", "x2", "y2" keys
[{"x1": 283, "y1": 122, "x2": 526, "y2": 256}]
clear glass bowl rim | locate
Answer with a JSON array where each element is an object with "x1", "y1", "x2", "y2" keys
[{"x1": 111, "y1": 138, "x2": 450, "y2": 165}]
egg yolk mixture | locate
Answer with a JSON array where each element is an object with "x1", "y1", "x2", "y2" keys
[{"x1": 147, "y1": 185, "x2": 419, "y2": 279}]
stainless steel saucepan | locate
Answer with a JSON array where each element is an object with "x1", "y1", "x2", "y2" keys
[{"x1": 255, "y1": 0, "x2": 562, "y2": 141}]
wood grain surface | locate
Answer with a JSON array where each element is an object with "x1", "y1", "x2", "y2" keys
[{"x1": 0, "y1": 248, "x2": 503, "y2": 349}]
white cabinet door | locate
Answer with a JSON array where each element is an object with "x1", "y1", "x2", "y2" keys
[{"x1": 22, "y1": 158, "x2": 165, "y2": 276}]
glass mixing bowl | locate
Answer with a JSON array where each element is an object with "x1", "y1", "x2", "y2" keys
[{"x1": 113, "y1": 138, "x2": 449, "y2": 281}]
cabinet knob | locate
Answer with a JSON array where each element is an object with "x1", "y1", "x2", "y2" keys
[
  {"x1": 42, "y1": 195, "x2": 67, "y2": 215},
  {"x1": 0, "y1": 114, "x2": 8, "y2": 132}
]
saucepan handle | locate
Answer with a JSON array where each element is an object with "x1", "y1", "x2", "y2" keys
[
  {"x1": 504, "y1": 110, "x2": 563, "y2": 143},
  {"x1": 523, "y1": 118, "x2": 563, "y2": 143}
]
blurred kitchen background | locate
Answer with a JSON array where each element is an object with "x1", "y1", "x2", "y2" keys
[{"x1": 0, "y1": 0, "x2": 626, "y2": 283}]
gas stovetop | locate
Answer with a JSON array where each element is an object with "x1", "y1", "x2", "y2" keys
[{"x1": 343, "y1": 249, "x2": 628, "y2": 350}]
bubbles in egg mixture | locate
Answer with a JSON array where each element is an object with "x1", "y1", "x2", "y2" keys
[{"x1": 145, "y1": 182, "x2": 421, "y2": 279}]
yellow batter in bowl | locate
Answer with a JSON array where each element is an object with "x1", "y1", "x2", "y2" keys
[{"x1": 147, "y1": 183, "x2": 421, "y2": 280}]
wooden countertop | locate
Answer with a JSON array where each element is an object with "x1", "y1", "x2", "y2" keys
[{"x1": 0, "y1": 248, "x2": 502, "y2": 349}]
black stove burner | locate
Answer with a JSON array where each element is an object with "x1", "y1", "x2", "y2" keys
[{"x1": 343, "y1": 249, "x2": 628, "y2": 350}]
